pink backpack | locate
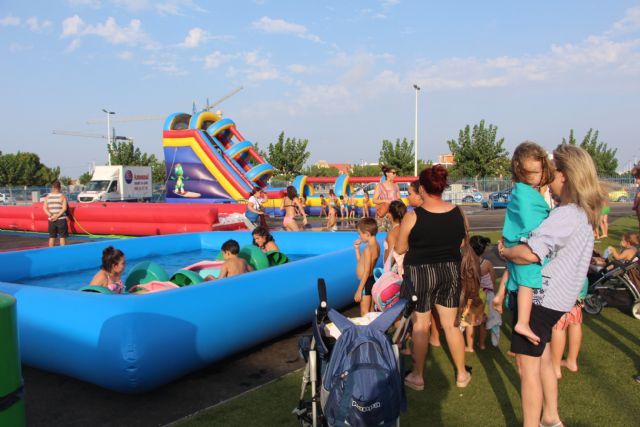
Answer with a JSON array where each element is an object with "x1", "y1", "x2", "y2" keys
[{"x1": 371, "y1": 247, "x2": 403, "y2": 312}]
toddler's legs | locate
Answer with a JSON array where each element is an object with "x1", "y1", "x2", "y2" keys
[
  {"x1": 515, "y1": 286, "x2": 540, "y2": 345},
  {"x1": 478, "y1": 323, "x2": 487, "y2": 350},
  {"x1": 360, "y1": 295, "x2": 372, "y2": 316},
  {"x1": 550, "y1": 325, "x2": 566, "y2": 379},
  {"x1": 562, "y1": 322, "x2": 582, "y2": 372},
  {"x1": 464, "y1": 325, "x2": 475, "y2": 352}
]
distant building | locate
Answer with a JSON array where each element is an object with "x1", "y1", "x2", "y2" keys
[
  {"x1": 436, "y1": 153, "x2": 455, "y2": 168},
  {"x1": 314, "y1": 160, "x2": 352, "y2": 175}
]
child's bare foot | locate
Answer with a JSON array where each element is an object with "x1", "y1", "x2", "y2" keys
[
  {"x1": 561, "y1": 359, "x2": 578, "y2": 372},
  {"x1": 514, "y1": 322, "x2": 540, "y2": 345},
  {"x1": 554, "y1": 367, "x2": 562, "y2": 379},
  {"x1": 465, "y1": 347, "x2": 474, "y2": 353}
]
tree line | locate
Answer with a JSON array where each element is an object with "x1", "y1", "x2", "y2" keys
[{"x1": 0, "y1": 122, "x2": 622, "y2": 186}]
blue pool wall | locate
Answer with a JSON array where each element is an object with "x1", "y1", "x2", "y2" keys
[{"x1": 0, "y1": 231, "x2": 384, "y2": 393}]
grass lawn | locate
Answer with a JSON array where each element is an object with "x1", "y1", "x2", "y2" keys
[{"x1": 176, "y1": 216, "x2": 640, "y2": 426}]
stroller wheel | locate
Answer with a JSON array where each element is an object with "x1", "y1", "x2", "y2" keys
[
  {"x1": 632, "y1": 301, "x2": 640, "y2": 320},
  {"x1": 583, "y1": 294, "x2": 604, "y2": 315}
]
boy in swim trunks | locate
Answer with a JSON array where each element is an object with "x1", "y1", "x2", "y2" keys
[
  {"x1": 354, "y1": 217, "x2": 380, "y2": 315},
  {"x1": 205, "y1": 239, "x2": 253, "y2": 281}
]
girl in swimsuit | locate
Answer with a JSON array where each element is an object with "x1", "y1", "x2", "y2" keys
[
  {"x1": 280, "y1": 185, "x2": 307, "y2": 231},
  {"x1": 89, "y1": 246, "x2": 126, "y2": 294},
  {"x1": 252, "y1": 226, "x2": 280, "y2": 252}
]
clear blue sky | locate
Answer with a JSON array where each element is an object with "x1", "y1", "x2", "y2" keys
[{"x1": 1, "y1": 0, "x2": 639, "y2": 178}]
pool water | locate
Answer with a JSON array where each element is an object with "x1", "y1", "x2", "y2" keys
[{"x1": 19, "y1": 249, "x2": 307, "y2": 291}]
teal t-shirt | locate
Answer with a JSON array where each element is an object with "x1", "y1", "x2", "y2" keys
[{"x1": 503, "y1": 182, "x2": 551, "y2": 292}]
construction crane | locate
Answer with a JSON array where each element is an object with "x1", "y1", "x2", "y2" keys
[
  {"x1": 52, "y1": 130, "x2": 132, "y2": 141},
  {"x1": 85, "y1": 86, "x2": 244, "y2": 124},
  {"x1": 52, "y1": 130, "x2": 133, "y2": 165}
]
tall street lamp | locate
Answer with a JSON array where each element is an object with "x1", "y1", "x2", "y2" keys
[
  {"x1": 413, "y1": 84, "x2": 421, "y2": 176},
  {"x1": 102, "y1": 109, "x2": 116, "y2": 165}
]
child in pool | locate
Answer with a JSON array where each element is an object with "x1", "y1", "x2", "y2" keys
[
  {"x1": 353, "y1": 217, "x2": 380, "y2": 315},
  {"x1": 89, "y1": 246, "x2": 126, "y2": 294},
  {"x1": 496, "y1": 142, "x2": 555, "y2": 345},
  {"x1": 252, "y1": 226, "x2": 280, "y2": 252},
  {"x1": 206, "y1": 239, "x2": 253, "y2": 281}
]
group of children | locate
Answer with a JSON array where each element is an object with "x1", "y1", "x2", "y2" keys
[{"x1": 89, "y1": 226, "x2": 280, "y2": 292}]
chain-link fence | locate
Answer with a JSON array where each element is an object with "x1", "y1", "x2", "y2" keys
[
  {"x1": 1, "y1": 176, "x2": 637, "y2": 206},
  {"x1": 0, "y1": 184, "x2": 167, "y2": 206}
]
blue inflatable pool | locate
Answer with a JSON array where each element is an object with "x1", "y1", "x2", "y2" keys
[{"x1": 0, "y1": 231, "x2": 375, "y2": 393}]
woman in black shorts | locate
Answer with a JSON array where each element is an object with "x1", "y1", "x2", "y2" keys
[{"x1": 396, "y1": 165, "x2": 471, "y2": 390}]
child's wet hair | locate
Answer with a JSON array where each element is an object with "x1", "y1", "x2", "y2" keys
[
  {"x1": 221, "y1": 239, "x2": 240, "y2": 255},
  {"x1": 101, "y1": 246, "x2": 124, "y2": 271},
  {"x1": 252, "y1": 226, "x2": 274, "y2": 246},
  {"x1": 388, "y1": 200, "x2": 406, "y2": 222},
  {"x1": 51, "y1": 180, "x2": 61, "y2": 190},
  {"x1": 511, "y1": 141, "x2": 554, "y2": 187},
  {"x1": 357, "y1": 217, "x2": 378, "y2": 236},
  {"x1": 469, "y1": 235, "x2": 490, "y2": 256},
  {"x1": 249, "y1": 186, "x2": 262, "y2": 196}
]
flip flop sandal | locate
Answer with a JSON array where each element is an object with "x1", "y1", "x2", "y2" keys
[
  {"x1": 404, "y1": 375, "x2": 424, "y2": 391},
  {"x1": 455, "y1": 371, "x2": 472, "y2": 388}
]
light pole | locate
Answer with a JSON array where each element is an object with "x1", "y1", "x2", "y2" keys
[
  {"x1": 413, "y1": 84, "x2": 421, "y2": 176},
  {"x1": 102, "y1": 109, "x2": 115, "y2": 165}
]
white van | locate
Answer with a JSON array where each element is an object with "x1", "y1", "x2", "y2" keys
[{"x1": 78, "y1": 166, "x2": 152, "y2": 203}]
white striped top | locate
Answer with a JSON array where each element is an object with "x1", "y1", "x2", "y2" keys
[
  {"x1": 526, "y1": 204, "x2": 593, "y2": 312},
  {"x1": 47, "y1": 193, "x2": 67, "y2": 219}
]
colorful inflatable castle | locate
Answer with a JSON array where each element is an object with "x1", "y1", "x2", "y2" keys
[{"x1": 162, "y1": 112, "x2": 411, "y2": 216}]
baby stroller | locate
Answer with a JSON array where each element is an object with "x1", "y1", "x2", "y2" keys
[
  {"x1": 293, "y1": 278, "x2": 417, "y2": 427},
  {"x1": 584, "y1": 256, "x2": 640, "y2": 320}
]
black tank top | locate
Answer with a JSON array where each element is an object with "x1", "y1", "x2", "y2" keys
[{"x1": 404, "y1": 206, "x2": 465, "y2": 265}]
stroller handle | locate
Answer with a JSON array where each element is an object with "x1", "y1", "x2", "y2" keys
[
  {"x1": 402, "y1": 276, "x2": 418, "y2": 319},
  {"x1": 316, "y1": 278, "x2": 328, "y2": 323}
]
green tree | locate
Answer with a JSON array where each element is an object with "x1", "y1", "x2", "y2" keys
[
  {"x1": 378, "y1": 138, "x2": 415, "y2": 176},
  {"x1": 563, "y1": 129, "x2": 618, "y2": 176},
  {"x1": 152, "y1": 160, "x2": 166, "y2": 185},
  {"x1": 0, "y1": 151, "x2": 60, "y2": 186},
  {"x1": 108, "y1": 140, "x2": 165, "y2": 184},
  {"x1": 264, "y1": 132, "x2": 311, "y2": 179},
  {"x1": 447, "y1": 120, "x2": 510, "y2": 178},
  {"x1": 303, "y1": 165, "x2": 341, "y2": 177},
  {"x1": 78, "y1": 171, "x2": 93, "y2": 185},
  {"x1": 59, "y1": 176, "x2": 73, "y2": 186},
  {"x1": 350, "y1": 164, "x2": 381, "y2": 177}
]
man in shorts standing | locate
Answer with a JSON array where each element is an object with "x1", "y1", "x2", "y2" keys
[{"x1": 43, "y1": 180, "x2": 68, "y2": 247}]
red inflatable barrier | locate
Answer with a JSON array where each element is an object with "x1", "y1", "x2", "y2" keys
[{"x1": 0, "y1": 203, "x2": 230, "y2": 236}]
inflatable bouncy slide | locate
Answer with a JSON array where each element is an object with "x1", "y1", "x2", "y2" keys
[
  {"x1": 163, "y1": 111, "x2": 282, "y2": 202},
  {"x1": 163, "y1": 112, "x2": 412, "y2": 216}
]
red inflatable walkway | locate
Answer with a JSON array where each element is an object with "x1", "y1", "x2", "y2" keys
[{"x1": 0, "y1": 202, "x2": 247, "y2": 236}]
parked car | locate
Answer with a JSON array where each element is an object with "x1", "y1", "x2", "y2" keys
[
  {"x1": 483, "y1": 188, "x2": 513, "y2": 209},
  {"x1": 0, "y1": 193, "x2": 16, "y2": 205},
  {"x1": 442, "y1": 184, "x2": 484, "y2": 203},
  {"x1": 608, "y1": 189, "x2": 629, "y2": 202}
]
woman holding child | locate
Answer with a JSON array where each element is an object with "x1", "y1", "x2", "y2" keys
[
  {"x1": 498, "y1": 144, "x2": 605, "y2": 427},
  {"x1": 373, "y1": 165, "x2": 401, "y2": 231},
  {"x1": 395, "y1": 165, "x2": 472, "y2": 391}
]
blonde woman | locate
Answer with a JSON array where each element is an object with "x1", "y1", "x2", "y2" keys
[{"x1": 499, "y1": 144, "x2": 606, "y2": 427}]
